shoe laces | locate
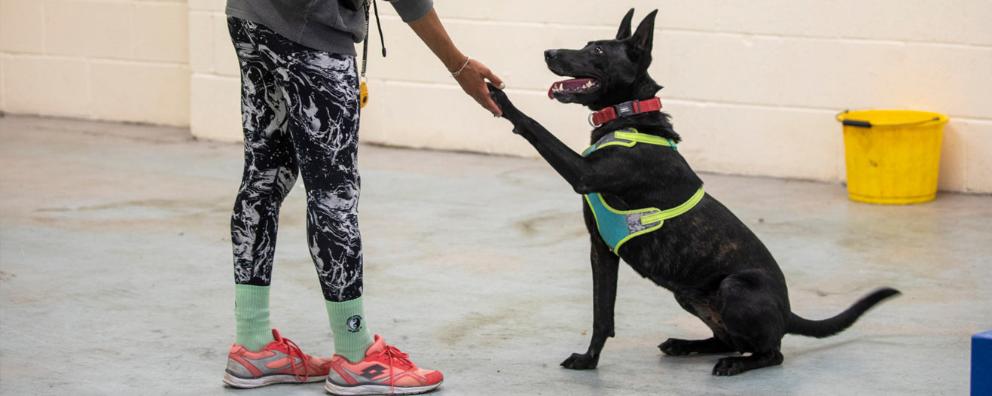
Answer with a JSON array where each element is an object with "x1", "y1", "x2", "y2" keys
[
  {"x1": 382, "y1": 344, "x2": 414, "y2": 390},
  {"x1": 278, "y1": 336, "x2": 311, "y2": 382},
  {"x1": 383, "y1": 344, "x2": 413, "y2": 368}
]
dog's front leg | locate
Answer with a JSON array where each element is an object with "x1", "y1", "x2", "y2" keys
[
  {"x1": 488, "y1": 85, "x2": 601, "y2": 194},
  {"x1": 562, "y1": 233, "x2": 620, "y2": 370}
]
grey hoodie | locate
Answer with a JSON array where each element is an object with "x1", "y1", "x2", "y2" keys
[{"x1": 226, "y1": 0, "x2": 433, "y2": 56}]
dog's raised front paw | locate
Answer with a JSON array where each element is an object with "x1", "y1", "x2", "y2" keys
[
  {"x1": 486, "y1": 83, "x2": 517, "y2": 118},
  {"x1": 560, "y1": 352, "x2": 598, "y2": 370}
]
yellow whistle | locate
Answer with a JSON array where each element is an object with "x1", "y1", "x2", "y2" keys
[{"x1": 359, "y1": 80, "x2": 369, "y2": 109}]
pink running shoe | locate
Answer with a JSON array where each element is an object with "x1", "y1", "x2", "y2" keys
[
  {"x1": 324, "y1": 335, "x2": 443, "y2": 395},
  {"x1": 223, "y1": 329, "x2": 331, "y2": 388}
]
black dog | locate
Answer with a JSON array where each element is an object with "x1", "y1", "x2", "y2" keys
[{"x1": 488, "y1": 9, "x2": 900, "y2": 376}]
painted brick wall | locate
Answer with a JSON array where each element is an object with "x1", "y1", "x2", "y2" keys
[
  {"x1": 187, "y1": 0, "x2": 241, "y2": 140},
  {"x1": 2, "y1": 1, "x2": 990, "y2": 193},
  {"x1": 362, "y1": 1, "x2": 992, "y2": 193},
  {"x1": 0, "y1": 0, "x2": 190, "y2": 126}
]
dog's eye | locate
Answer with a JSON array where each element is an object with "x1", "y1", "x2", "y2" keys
[{"x1": 593, "y1": 47, "x2": 604, "y2": 55}]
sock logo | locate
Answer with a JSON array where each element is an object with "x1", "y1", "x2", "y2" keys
[{"x1": 346, "y1": 315, "x2": 362, "y2": 332}]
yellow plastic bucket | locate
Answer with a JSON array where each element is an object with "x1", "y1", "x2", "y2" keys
[{"x1": 836, "y1": 109, "x2": 948, "y2": 205}]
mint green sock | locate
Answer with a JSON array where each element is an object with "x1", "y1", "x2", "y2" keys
[
  {"x1": 235, "y1": 284, "x2": 275, "y2": 351},
  {"x1": 326, "y1": 297, "x2": 374, "y2": 362}
]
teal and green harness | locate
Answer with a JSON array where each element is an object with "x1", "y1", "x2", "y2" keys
[{"x1": 581, "y1": 129, "x2": 705, "y2": 254}]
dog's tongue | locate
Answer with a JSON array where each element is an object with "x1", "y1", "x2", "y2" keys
[{"x1": 548, "y1": 78, "x2": 596, "y2": 99}]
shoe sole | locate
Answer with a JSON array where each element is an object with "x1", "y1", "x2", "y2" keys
[
  {"x1": 324, "y1": 380, "x2": 442, "y2": 395},
  {"x1": 223, "y1": 372, "x2": 327, "y2": 389}
]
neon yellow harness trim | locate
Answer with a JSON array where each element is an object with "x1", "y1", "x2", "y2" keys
[
  {"x1": 582, "y1": 128, "x2": 704, "y2": 254},
  {"x1": 582, "y1": 129, "x2": 676, "y2": 156},
  {"x1": 641, "y1": 188, "x2": 706, "y2": 224}
]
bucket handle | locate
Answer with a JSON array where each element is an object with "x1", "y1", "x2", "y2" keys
[
  {"x1": 841, "y1": 119, "x2": 873, "y2": 128},
  {"x1": 837, "y1": 110, "x2": 944, "y2": 128}
]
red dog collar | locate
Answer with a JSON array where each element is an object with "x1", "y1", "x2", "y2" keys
[{"x1": 589, "y1": 97, "x2": 662, "y2": 127}]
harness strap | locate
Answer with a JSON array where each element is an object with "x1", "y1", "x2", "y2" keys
[
  {"x1": 640, "y1": 188, "x2": 705, "y2": 224},
  {"x1": 583, "y1": 128, "x2": 677, "y2": 156},
  {"x1": 581, "y1": 128, "x2": 703, "y2": 254}
]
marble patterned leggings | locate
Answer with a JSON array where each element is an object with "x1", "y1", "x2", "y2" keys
[{"x1": 228, "y1": 17, "x2": 363, "y2": 302}]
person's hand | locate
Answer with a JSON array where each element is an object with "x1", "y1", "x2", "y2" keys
[{"x1": 452, "y1": 58, "x2": 504, "y2": 117}]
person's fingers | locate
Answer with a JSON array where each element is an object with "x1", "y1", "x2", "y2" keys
[
  {"x1": 477, "y1": 83, "x2": 502, "y2": 116},
  {"x1": 474, "y1": 68, "x2": 504, "y2": 115},
  {"x1": 455, "y1": 66, "x2": 503, "y2": 116},
  {"x1": 483, "y1": 97, "x2": 502, "y2": 116},
  {"x1": 466, "y1": 76, "x2": 501, "y2": 116},
  {"x1": 480, "y1": 66, "x2": 505, "y2": 90}
]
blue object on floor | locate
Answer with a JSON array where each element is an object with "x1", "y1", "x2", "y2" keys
[{"x1": 974, "y1": 331, "x2": 992, "y2": 396}]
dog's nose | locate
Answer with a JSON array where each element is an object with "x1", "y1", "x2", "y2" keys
[{"x1": 544, "y1": 50, "x2": 558, "y2": 62}]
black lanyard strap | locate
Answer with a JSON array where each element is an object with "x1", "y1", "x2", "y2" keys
[{"x1": 361, "y1": 0, "x2": 387, "y2": 78}]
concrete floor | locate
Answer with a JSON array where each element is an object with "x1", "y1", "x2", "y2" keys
[{"x1": 0, "y1": 114, "x2": 989, "y2": 396}]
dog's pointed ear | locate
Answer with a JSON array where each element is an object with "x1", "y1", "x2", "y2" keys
[
  {"x1": 630, "y1": 9, "x2": 658, "y2": 52},
  {"x1": 615, "y1": 8, "x2": 635, "y2": 40}
]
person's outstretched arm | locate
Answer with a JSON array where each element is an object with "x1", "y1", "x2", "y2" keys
[{"x1": 398, "y1": 7, "x2": 505, "y2": 116}]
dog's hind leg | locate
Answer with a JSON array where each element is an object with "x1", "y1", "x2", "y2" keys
[
  {"x1": 711, "y1": 271, "x2": 788, "y2": 376},
  {"x1": 659, "y1": 337, "x2": 735, "y2": 356},
  {"x1": 662, "y1": 292, "x2": 736, "y2": 356},
  {"x1": 561, "y1": 233, "x2": 619, "y2": 370}
]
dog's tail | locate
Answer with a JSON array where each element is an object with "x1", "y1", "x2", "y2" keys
[{"x1": 786, "y1": 287, "x2": 900, "y2": 338}]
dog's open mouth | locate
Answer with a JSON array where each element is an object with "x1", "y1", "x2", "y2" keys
[{"x1": 548, "y1": 78, "x2": 599, "y2": 99}]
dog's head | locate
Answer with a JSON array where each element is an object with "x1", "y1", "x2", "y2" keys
[{"x1": 545, "y1": 9, "x2": 662, "y2": 110}]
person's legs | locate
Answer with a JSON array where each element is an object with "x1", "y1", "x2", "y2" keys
[
  {"x1": 226, "y1": 15, "x2": 441, "y2": 393},
  {"x1": 280, "y1": 44, "x2": 443, "y2": 396},
  {"x1": 275, "y1": 36, "x2": 443, "y2": 396},
  {"x1": 279, "y1": 50, "x2": 374, "y2": 362},
  {"x1": 228, "y1": 16, "x2": 299, "y2": 352},
  {"x1": 223, "y1": 17, "x2": 331, "y2": 389}
]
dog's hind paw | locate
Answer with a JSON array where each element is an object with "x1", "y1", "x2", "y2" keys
[
  {"x1": 560, "y1": 352, "x2": 598, "y2": 370},
  {"x1": 712, "y1": 357, "x2": 746, "y2": 376},
  {"x1": 712, "y1": 351, "x2": 783, "y2": 376},
  {"x1": 658, "y1": 338, "x2": 694, "y2": 356}
]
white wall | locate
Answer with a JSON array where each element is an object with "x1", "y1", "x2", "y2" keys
[
  {"x1": 0, "y1": 0, "x2": 190, "y2": 126},
  {"x1": 361, "y1": 1, "x2": 992, "y2": 193},
  {"x1": 187, "y1": 0, "x2": 241, "y2": 141},
  {"x1": 1, "y1": 1, "x2": 990, "y2": 193}
]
